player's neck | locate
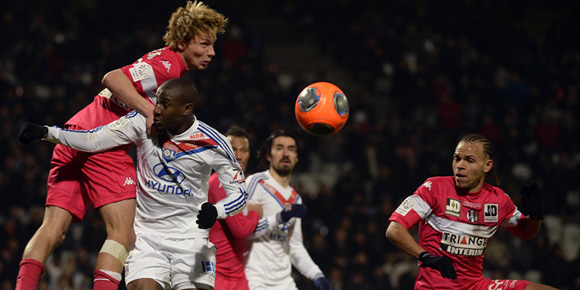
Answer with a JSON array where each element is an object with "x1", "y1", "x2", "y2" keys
[
  {"x1": 268, "y1": 169, "x2": 291, "y2": 188},
  {"x1": 168, "y1": 116, "x2": 195, "y2": 136}
]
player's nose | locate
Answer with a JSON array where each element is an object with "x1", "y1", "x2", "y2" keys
[{"x1": 208, "y1": 45, "x2": 215, "y2": 57}]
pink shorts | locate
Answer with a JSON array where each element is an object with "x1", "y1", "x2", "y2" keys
[
  {"x1": 214, "y1": 276, "x2": 249, "y2": 290},
  {"x1": 47, "y1": 143, "x2": 136, "y2": 222},
  {"x1": 473, "y1": 278, "x2": 531, "y2": 290}
]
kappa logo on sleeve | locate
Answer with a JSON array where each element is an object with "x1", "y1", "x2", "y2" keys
[{"x1": 445, "y1": 198, "x2": 461, "y2": 217}]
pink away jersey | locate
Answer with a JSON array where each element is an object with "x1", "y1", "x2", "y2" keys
[
  {"x1": 66, "y1": 47, "x2": 186, "y2": 131},
  {"x1": 389, "y1": 176, "x2": 525, "y2": 289}
]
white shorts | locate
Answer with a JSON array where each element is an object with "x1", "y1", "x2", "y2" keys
[{"x1": 124, "y1": 233, "x2": 216, "y2": 290}]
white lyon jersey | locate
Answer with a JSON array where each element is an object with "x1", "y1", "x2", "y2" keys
[
  {"x1": 244, "y1": 170, "x2": 323, "y2": 290},
  {"x1": 44, "y1": 111, "x2": 247, "y2": 238}
]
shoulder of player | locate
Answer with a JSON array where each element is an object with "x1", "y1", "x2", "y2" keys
[
  {"x1": 482, "y1": 183, "x2": 513, "y2": 202},
  {"x1": 419, "y1": 176, "x2": 453, "y2": 192},
  {"x1": 131, "y1": 47, "x2": 185, "y2": 75},
  {"x1": 108, "y1": 111, "x2": 144, "y2": 129},
  {"x1": 192, "y1": 121, "x2": 237, "y2": 157},
  {"x1": 245, "y1": 171, "x2": 269, "y2": 193}
]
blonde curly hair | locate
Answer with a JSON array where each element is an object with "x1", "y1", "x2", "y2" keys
[{"x1": 163, "y1": 1, "x2": 228, "y2": 50}]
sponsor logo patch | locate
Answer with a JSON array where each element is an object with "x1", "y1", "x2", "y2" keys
[
  {"x1": 189, "y1": 132, "x2": 206, "y2": 140},
  {"x1": 162, "y1": 143, "x2": 178, "y2": 160},
  {"x1": 466, "y1": 209, "x2": 478, "y2": 223},
  {"x1": 153, "y1": 163, "x2": 185, "y2": 184},
  {"x1": 440, "y1": 231, "x2": 487, "y2": 256},
  {"x1": 395, "y1": 197, "x2": 416, "y2": 216},
  {"x1": 463, "y1": 201, "x2": 482, "y2": 209},
  {"x1": 129, "y1": 62, "x2": 154, "y2": 81},
  {"x1": 484, "y1": 204, "x2": 499, "y2": 222},
  {"x1": 445, "y1": 198, "x2": 461, "y2": 217}
]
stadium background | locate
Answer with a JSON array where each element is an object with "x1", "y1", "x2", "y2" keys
[{"x1": 1, "y1": 0, "x2": 579, "y2": 289}]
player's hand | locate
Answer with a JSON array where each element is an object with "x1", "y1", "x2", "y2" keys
[
  {"x1": 196, "y1": 202, "x2": 218, "y2": 229},
  {"x1": 277, "y1": 204, "x2": 308, "y2": 223},
  {"x1": 520, "y1": 180, "x2": 544, "y2": 220},
  {"x1": 418, "y1": 252, "x2": 457, "y2": 279},
  {"x1": 18, "y1": 122, "x2": 48, "y2": 145},
  {"x1": 314, "y1": 276, "x2": 332, "y2": 290}
]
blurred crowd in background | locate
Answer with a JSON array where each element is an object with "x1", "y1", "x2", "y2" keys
[{"x1": 1, "y1": 0, "x2": 579, "y2": 289}]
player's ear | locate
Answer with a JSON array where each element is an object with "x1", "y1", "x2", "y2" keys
[
  {"x1": 183, "y1": 103, "x2": 194, "y2": 115},
  {"x1": 176, "y1": 39, "x2": 188, "y2": 51},
  {"x1": 483, "y1": 159, "x2": 493, "y2": 173}
]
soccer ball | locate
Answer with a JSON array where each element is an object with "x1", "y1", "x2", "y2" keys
[{"x1": 295, "y1": 82, "x2": 349, "y2": 136}]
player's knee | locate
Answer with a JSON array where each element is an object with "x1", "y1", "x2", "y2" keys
[
  {"x1": 99, "y1": 239, "x2": 129, "y2": 266},
  {"x1": 105, "y1": 224, "x2": 136, "y2": 248}
]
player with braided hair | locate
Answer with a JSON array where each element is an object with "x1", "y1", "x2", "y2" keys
[{"x1": 386, "y1": 134, "x2": 556, "y2": 289}]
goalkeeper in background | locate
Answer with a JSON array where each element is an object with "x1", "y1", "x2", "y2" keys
[
  {"x1": 386, "y1": 134, "x2": 557, "y2": 290},
  {"x1": 15, "y1": 2, "x2": 227, "y2": 289}
]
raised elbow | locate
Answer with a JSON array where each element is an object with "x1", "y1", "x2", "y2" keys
[{"x1": 101, "y1": 69, "x2": 122, "y2": 87}]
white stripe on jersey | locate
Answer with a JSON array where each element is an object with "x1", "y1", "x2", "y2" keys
[
  {"x1": 426, "y1": 214, "x2": 498, "y2": 239},
  {"x1": 246, "y1": 172, "x2": 268, "y2": 200},
  {"x1": 224, "y1": 188, "x2": 246, "y2": 215},
  {"x1": 403, "y1": 195, "x2": 432, "y2": 217},
  {"x1": 412, "y1": 194, "x2": 522, "y2": 238},
  {"x1": 501, "y1": 209, "x2": 522, "y2": 227},
  {"x1": 255, "y1": 219, "x2": 270, "y2": 232},
  {"x1": 198, "y1": 122, "x2": 236, "y2": 162},
  {"x1": 412, "y1": 195, "x2": 499, "y2": 239}
]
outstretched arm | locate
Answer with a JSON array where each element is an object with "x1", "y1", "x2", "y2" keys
[{"x1": 18, "y1": 114, "x2": 141, "y2": 151}]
